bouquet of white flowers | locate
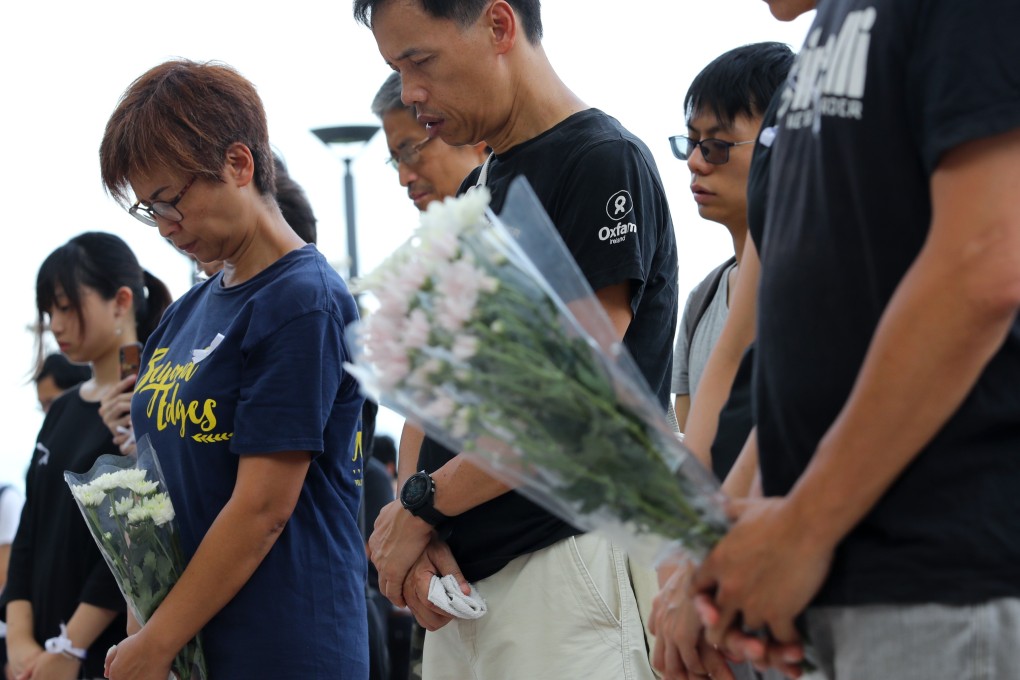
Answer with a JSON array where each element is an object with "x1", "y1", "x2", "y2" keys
[
  {"x1": 346, "y1": 178, "x2": 728, "y2": 566},
  {"x1": 64, "y1": 435, "x2": 206, "y2": 680}
]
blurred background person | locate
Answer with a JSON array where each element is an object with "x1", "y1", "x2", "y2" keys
[
  {"x1": 99, "y1": 58, "x2": 367, "y2": 680},
  {"x1": 372, "y1": 72, "x2": 489, "y2": 212},
  {"x1": 368, "y1": 72, "x2": 491, "y2": 680},
  {"x1": 33, "y1": 354, "x2": 93, "y2": 415},
  {"x1": 3, "y1": 232, "x2": 172, "y2": 680},
  {"x1": 0, "y1": 478, "x2": 25, "y2": 680}
]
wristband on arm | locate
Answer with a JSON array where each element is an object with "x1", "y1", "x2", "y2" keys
[{"x1": 44, "y1": 622, "x2": 87, "y2": 661}]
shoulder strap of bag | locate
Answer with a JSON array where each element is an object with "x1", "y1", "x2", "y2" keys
[{"x1": 685, "y1": 256, "x2": 737, "y2": 349}]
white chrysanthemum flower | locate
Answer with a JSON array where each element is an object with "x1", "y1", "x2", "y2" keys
[
  {"x1": 127, "y1": 479, "x2": 159, "y2": 496},
  {"x1": 450, "y1": 186, "x2": 491, "y2": 227},
  {"x1": 126, "y1": 503, "x2": 151, "y2": 524},
  {"x1": 402, "y1": 308, "x2": 431, "y2": 350},
  {"x1": 451, "y1": 335, "x2": 480, "y2": 361},
  {"x1": 143, "y1": 493, "x2": 176, "y2": 527},
  {"x1": 91, "y1": 469, "x2": 148, "y2": 493},
  {"x1": 71, "y1": 483, "x2": 105, "y2": 507},
  {"x1": 452, "y1": 407, "x2": 473, "y2": 439},
  {"x1": 113, "y1": 497, "x2": 135, "y2": 516},
  {"x1": 422, "y1": 396, "x2": 456, "y2": 423}
]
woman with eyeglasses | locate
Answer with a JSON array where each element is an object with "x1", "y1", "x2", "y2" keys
[
  {"x1": 2, "y1": 232, "x2": 172, "y2": 680},
  {"x1": 98, "y1": 59, "x2": 368, "y2": 680}
]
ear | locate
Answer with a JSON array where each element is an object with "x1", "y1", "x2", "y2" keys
[
  {"x1": 224, "y1": 142, "x2": 256, "y2": 189},
  {"x1": 488, "y1": 1, "x2": 517, "y2": 55},
  {"x1": 113, "y1": 286, "x2": 134, "y2": 316}
]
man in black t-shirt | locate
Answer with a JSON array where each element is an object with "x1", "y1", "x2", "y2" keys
[
  {"x1": 690, "y1": 1, "x2": 1020, "y2": 678},
  {"x1": 354, "y1": 1, "x2": 677, "y2": 678}
]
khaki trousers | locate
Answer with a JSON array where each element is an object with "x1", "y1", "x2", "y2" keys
[{"x1": 423, "y1": 532, "x2": 657, "y2": 680}]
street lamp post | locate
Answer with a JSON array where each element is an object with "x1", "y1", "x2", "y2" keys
[{"x1": 311, "y1": 124, "x2": 380, "y2": 281}]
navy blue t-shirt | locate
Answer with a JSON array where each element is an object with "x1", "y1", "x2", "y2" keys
[
  {"x1": 757, "y1": 0, "x2": 1020, "y2": 606},
  {"x1": 133, "y1": 246, "x2": 368, "y2": 677}
]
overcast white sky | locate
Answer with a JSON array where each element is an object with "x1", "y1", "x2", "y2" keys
[{"x1": 0, "y1": 1, "x2": 813, "y2": 487}]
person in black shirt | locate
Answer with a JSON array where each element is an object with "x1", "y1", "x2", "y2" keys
[
  {"x1": 651, "y1": 43, "x2": 794, "y2": 680},
  {"x1": 3, "y1": 233, "x2": 171, "y2": 680},
  {"x1": 354, "y1": 1, "x2": 677, "y2": 678},
  {"x1": 691, "y1": 1, "x2": 1020, "y2": 678}
]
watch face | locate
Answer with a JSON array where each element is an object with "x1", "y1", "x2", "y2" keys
[{"x1": 401, "y1": 474, "x2": 429, "y2": 508}]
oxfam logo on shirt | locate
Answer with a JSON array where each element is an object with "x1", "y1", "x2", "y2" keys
[
  {"x1": 600, "y1": 189, "x2": 637, "y2": 244},
  {"x1": 606, "y1": 190, "x2": 633, "y2": 220}
]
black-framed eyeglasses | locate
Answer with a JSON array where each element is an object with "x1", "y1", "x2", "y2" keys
[
  {"x1": 669, "y1": 135, "x2": 755, "y2": 165},
  {"x1": 386, "y1": 136, "x2": 434, "y2": 170},
  {"x1": 128, "y1": 176, "x2": 196, "y2": 227}
]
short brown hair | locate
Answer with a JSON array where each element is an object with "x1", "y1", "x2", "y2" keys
[{"x1": 100, "y1": 59, "x2": 275, "y2": 205}]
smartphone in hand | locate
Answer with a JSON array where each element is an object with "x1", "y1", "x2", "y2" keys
[{"x1": 119, "y1": 342, "x2": 143, "y2": 380}]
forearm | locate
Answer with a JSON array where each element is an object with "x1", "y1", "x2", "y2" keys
[
  {"x1": 0, "y1": 544, "x2": 10, "y2": 590},
  {"x1": 5, "y1": 600, "x2": 35, "y2": 645},
  {"x1": 432, "y1": 454, "x2": 512, "y2": 516},
  {"x1": 137, "y1": 498, "x2": 290, "y2": 660},
  {"x1": 397, "y1": 422, "x2": 424, "y2": 486},
  {"x1": 64, "y1": 602, "x2": 120, "y2": 650},
  {"x1": 684, "y1": 240, "x2": 760, "y2": 463},
  {"x1": 720, "y1": 428, "x2": 758, "y2": 499},
  {"x1": 674, "y1": 394, "x2": 691, "y2": 433}
]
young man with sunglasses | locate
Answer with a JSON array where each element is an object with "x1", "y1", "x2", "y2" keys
[
  {"x1": 355, "y1": 1, "x2": 677, "y2": 678},
  {"x1": 668, "y1": 43, "x2": 794, "y2": 451}
]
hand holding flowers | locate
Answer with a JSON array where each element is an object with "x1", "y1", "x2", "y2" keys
[{"x1": 64, "y1": 436, "x2": 206, "y2": 680}]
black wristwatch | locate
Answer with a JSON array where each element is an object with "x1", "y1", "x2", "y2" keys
[{"x1": 400, "y1": 470, "x2": 450, "y2": 528}]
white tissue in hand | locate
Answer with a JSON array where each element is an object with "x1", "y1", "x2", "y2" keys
[{"x1": 427, "y1": 574, "x2": 487, "y2": 619}]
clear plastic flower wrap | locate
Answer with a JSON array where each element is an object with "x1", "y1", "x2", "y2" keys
[
  {"x1": 64, "y1": 434, "x2": 207, "y2": 680},
  {"x1": 346, "y1": 178, "x2": 729, "y2": 567},
  {"x1": 349, "y1": 178, "x2": 825, "y2": 671}
]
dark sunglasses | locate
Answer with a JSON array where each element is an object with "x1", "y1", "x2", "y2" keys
[{"x1": 668, "y1": 135, "x2": 755, "y2": 165}]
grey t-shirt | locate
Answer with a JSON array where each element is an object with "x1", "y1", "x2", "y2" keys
[{"x1": 671, "y1": 261, "x2": 735, "y2": 396}]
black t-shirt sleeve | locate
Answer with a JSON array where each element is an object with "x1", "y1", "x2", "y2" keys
[
  {"x1": 913, "y1": 0, "x2": 1020, "y2": 173},
  {"x1": 80, "y1": 560, "x2": 127, "y2": 612},
  {"x1": 553, "y1": 139, "x2": 666, "y2": 306}
]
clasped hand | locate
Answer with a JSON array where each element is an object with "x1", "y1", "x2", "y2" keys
[
  {"x1": 686, "y1": 496, "x2": 833, "y2": 677},
  {"x1": 368, "y1": 501, "x2": 470, "y2": 631}
]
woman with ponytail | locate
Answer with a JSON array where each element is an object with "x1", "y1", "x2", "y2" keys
[{"x1": 2, "y1": 232, "x2": 171, "y2": 680}]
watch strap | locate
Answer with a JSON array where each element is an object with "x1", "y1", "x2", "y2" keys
[{"x1": 410, "y1": 502, "x2": 450, "y2": 528}]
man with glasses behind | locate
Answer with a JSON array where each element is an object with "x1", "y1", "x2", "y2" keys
[
  {"x1": 369, "y1": 71, "x2": 488, "y2": 680},
  {"x1": 373, "y1": 72, "x2": 488, "y2": 212},
  {"x1": 667, "y1": 43, "x2": 793, "y2": 448}
]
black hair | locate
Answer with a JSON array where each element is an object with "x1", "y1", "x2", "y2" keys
[
  {"x1": 354, "y1": 0, "x2": 543, "y2": 43},
  {"x1": 34, "y1": 352, "x2": 92, "y2": 389},
  {"x1": 684, "y1": 42, "x2": 795, "y2": 128},
  {"x1": 372, "y1": 72, "x2": 409, "y2": 119},
  {"x1": 273, "y1": 154, "x2": 318, "y2": 245},
  {"x1": 35, "y1": 232, "x2": 173, "y2": 364}
]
